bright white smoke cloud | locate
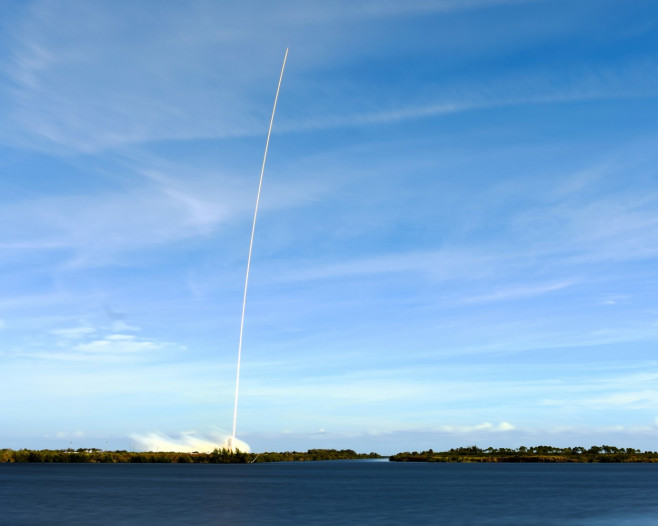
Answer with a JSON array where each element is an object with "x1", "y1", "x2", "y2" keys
[{"x1": 130, "y1": 431, "x2": 251, "y2": 453}]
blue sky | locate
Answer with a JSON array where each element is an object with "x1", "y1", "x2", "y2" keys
[{"x1": 1, "y1": 0, "x2": 658, "y2": 455}]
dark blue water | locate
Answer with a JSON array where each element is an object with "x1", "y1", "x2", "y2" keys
[{"x1": 2, "y1": 461, "x2": 658, "y2": 525}]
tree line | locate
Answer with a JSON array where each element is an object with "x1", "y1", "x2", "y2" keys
[
  {"x1": 389, "y1": 445, "x2": 658, "y2": 463},
  {"x1": 0, "y1": 448, "x2": 382, "y2": 464}
]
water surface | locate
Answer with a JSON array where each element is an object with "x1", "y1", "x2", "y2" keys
[{"x1": 2, "y1": 461, "x2": 657, "y2": 524}]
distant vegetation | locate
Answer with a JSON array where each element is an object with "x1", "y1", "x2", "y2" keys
[
  {"x1": 389, "y1": 445, "x2": 658, "y2": 463},
  {"x1": 0, "y1": 448, "x2": 382, "y2": 464},
  {"x1": 6, "y1": 445, "x2": 656, "y2": 463}
]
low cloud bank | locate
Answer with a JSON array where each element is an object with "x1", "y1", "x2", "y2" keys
[{"x1": 130, "y1": 431, "x2": 250, "y2": 453}]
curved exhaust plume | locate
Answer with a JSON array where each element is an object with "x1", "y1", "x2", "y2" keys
[{"x1": 229, "y1": 48, "x2": 289, "y2": 452}]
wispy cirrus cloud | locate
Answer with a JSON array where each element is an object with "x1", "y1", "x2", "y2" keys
[
  {"x1": 2, "y1": 2, "x2": 268, "y2": 153},
  {"x1": 278, "y1": 83, "x2": 658, "y2": 134},
  {"x1": 4, "y1": 0, "x2": 653, "y2": 154},
  {"x1": 272, "y1": 248, "x2": 506, "y2": 283},
  {"x1": 268, "y1": 152, "x2": 658, "y2": 288},
  {"x1": 459, "y1": 281, "x2": 575, "y2": 304},
  {"x1": 277, "y1": 0, "x2": 543, "y2": 24},
  {"x1": 277, "y1": 55, "x2": 658, "y2": 136},
  {"x1": 0, "y1": 173, "x2": 241, "y2": 267}
]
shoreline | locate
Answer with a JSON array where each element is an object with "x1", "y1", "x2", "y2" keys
[{"x1": 389, "y1": 446, "x2": 658, "y2": 463}]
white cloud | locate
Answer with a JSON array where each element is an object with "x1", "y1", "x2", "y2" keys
[
  {"x1": 52, "y1": 326, "x2": 95, "y2": 339},
  {"x1": 437, "y1": 422, "x2": 516, "y2": 433},
  {"x1": 73, "y1": 335, "x2": 164, "y2": 355},
  {"x1": 580, "y1": 390, "x2": 658, "y2": 410},
  {"x1": 41, "y1": 321, "x2": 177, "y2": 361}
]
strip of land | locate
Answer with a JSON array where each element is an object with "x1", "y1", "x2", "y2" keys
[
  {"x1": 4, "y1": 445, "x2": 657, "y2": 463},
  {"x1": 0, "y1": 448, "x2": 381, "y2": 463},
  {"x1": 389, "y1": 446, "x2": 658, "y2": 463}
]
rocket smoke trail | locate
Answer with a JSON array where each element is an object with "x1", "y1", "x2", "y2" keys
[{"x1": 229, "y1": 48, "x2": 288, "y2": 452}]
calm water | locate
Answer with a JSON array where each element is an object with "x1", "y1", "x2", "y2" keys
[{"x1": 2, "y1": 461, "x2": 658, "y2": 525}]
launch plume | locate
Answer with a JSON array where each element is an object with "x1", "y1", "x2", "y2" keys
[
  {"x1": 132, "y1": 431, "x2": 250, "y2": 453},
  {"x1": 229, "y1": 48, "x2": 289, "y2": 452}
]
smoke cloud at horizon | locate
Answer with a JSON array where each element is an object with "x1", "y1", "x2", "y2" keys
[{"x1": 130, "y1": 431, "x2": 251, "y2": 453}]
